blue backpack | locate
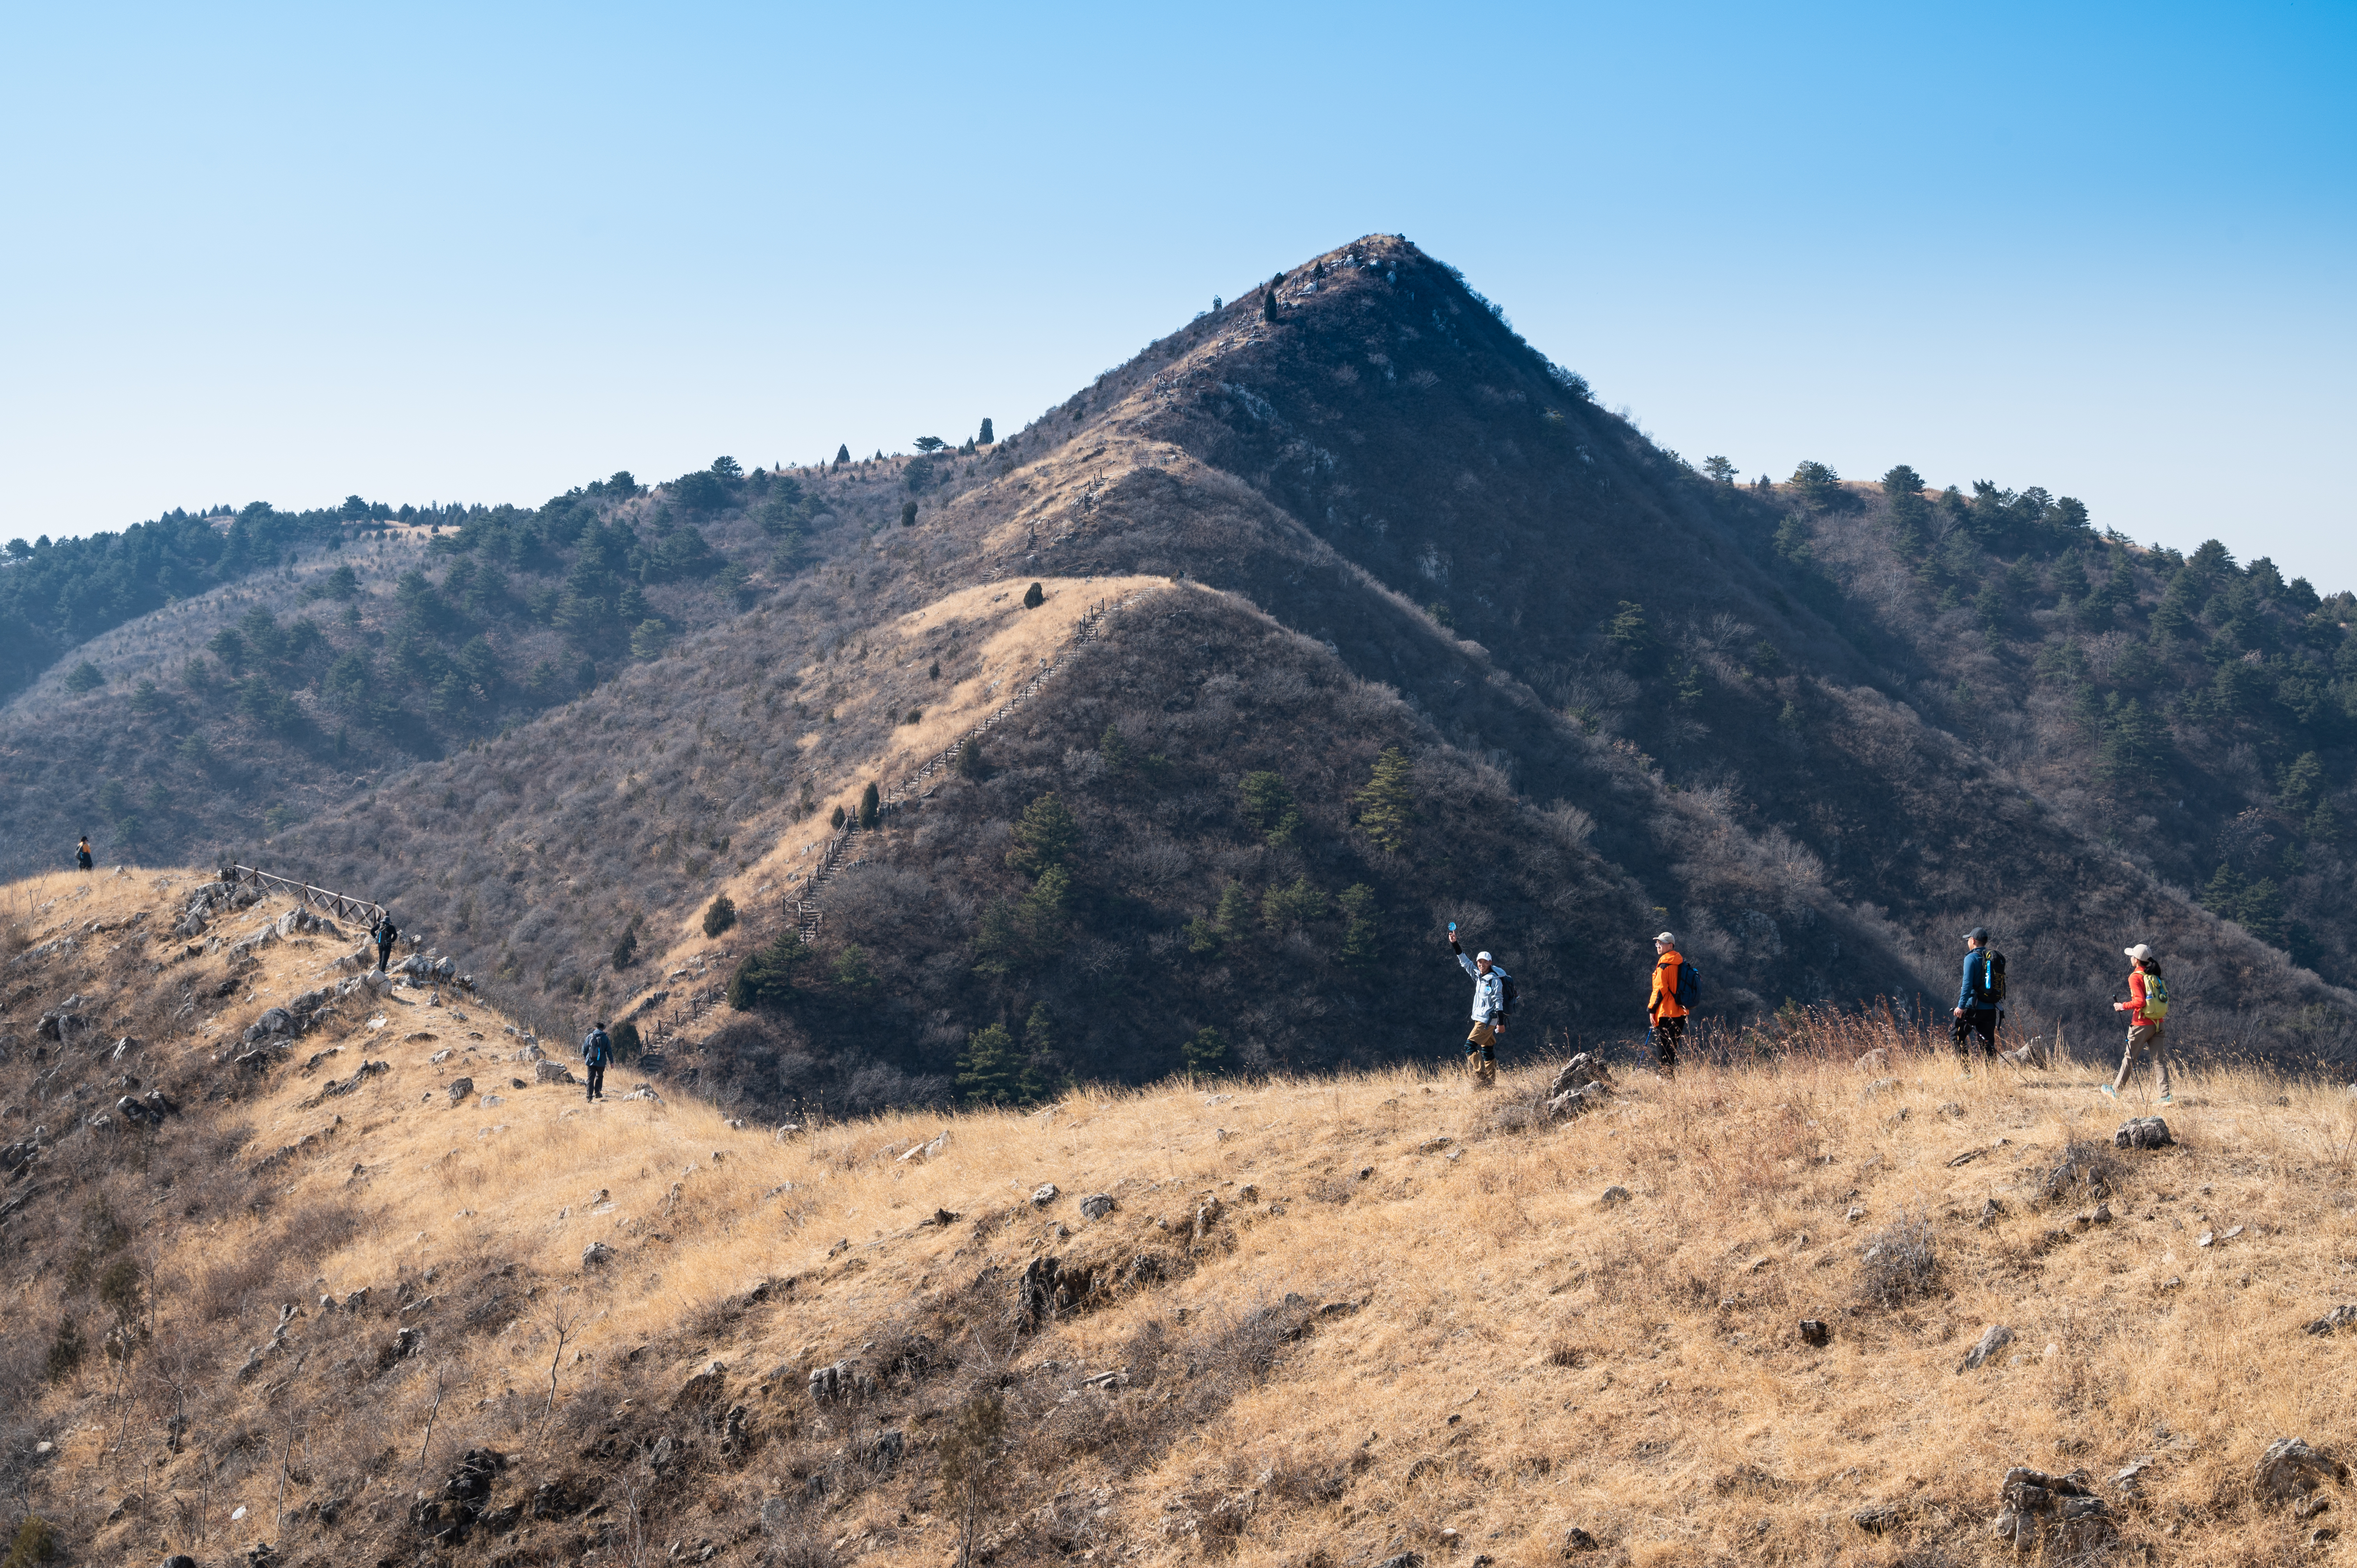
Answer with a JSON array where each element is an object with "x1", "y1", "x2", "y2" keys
[{"x1": 1674, "y1": 958, "x2": 1700, "y2": 1010}]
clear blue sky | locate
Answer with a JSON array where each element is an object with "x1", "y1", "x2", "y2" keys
[{"x1": 5, "y1": 3, "x2": 2352, "y2": 586}]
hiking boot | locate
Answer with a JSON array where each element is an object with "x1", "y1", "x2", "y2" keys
[
  {"x1": 2157, "y1": 1092, "x2": 2173, "y2": 1105},
  {"x1": 2098, "y1": 1084, "x2": 2117, "y2": 1100}
]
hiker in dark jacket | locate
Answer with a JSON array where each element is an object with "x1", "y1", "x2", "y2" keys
[
  {"x1": 581, "y1": 1022, "x2": 613, "y2": 1102},
  {"x1": 372, "y1": 913, "x2": 398, "y2": 973},
  {"x1": 1952, "y1": 926, "x2": 2001, "y2": 1072},
  {"x1": 1445, "y1": 929, "x2": 1508, "y2": 1087},
  {"x1": 76, "y1": 835, "x2": 93, "y2": 872}
]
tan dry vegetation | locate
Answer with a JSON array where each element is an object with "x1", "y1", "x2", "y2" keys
[
  {"x1": 10, "y1": 868, "x2": 2357, "y2": 1566},
  {"x1": 674, "y1": 573, "x2": 1189, "y2": 962}
]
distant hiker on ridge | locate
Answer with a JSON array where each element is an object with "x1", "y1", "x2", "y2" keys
[
  {"x1": 1444, "y1": 924, "x2": 1510, "y2": 1088},
  {"x1": 1646, "y1": 931, "x2": 1692, "y2": 1075},
  {"x1": 1952, "y1": 926, "x2": 2005, "y2": 1074},
  {"x1": 371, "y1": 911, "x2": 398, "y2": 974},
  {"x1": 582, "y1": 1020, "x2": 613, "y2": 1102},
  {"x1": 75, "y1": 834, "x2": 93, "y2": 872},
  {"x1": 2102, "y1": 943, "x2": 2172, "y2": 1105}
]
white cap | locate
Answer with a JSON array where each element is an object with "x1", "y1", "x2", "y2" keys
[
  {"x1": 2124, "y1": 943, "x2": 2153, "y2": 962},
  {"x1": 1475, "y1": 950, "x2": 1493, "y2": 962},
  {"x1": 1654, "y1": 931, "x2": 1676, "y2": 944}
]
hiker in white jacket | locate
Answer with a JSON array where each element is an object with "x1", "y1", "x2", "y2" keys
[{"x1": 1445, "y1": 928, "x2": 1510, "y2": 1087}]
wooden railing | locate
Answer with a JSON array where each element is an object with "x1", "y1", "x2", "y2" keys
[{"x1": 221, "y1": 863, "x2": 385, "y2": 927}]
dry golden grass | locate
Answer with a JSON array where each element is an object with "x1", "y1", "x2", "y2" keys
[
  {"x1": 657, "y1": 572, "x2": 1192, "y2": 978},
  {"x1": 15, "y1": 869, "x2": 2357, "y2": 1565}
]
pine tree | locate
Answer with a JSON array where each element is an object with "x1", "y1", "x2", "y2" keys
[
  {"x1": 2277, "y1": 752, "x2": 2324, "y2": 814},
  {"x1": 1182, "y1": 1026, "x2": 1229, "y2": 1075},
  {"x1": 1007, "y1": 793, "x2": 1077, "y2": 876},
  {"x1": 835, "y1": 444, "x2": 850, "y2": 464},
  {"x1": 859, "y1": 781, "x2": 881, "y2": 830},
  {"x1": 1023, "y1": 581, "x2": 1045, "y2": 609},
  {"x1": 901, "y1": 500, "x2": 918, "y2": 528},
  {"x1": 1239, "y1": 771, "x2": 1302, "y2": 844},
  {"x1": 702, "y1": 895, "x2": 737, "y2": 937},
  {"x1": 1338, "y1": 883, "x2": 1379, "y2": 966},
  {"x1": 1213, "y1": 880, "x2": 1255, "y2": 938},
  {"x1": 830, "y1": 803, "x2": 846, "y2": 829},
  {"x1": 957, "y1": 1023, "x2": 1020, "y2": 1105},
  {"x1": 1262, "y1": 288, "x2": 1277, "y2": 323},
  {"x1": 979, "y1": 418, "x2": 994, "y2": 444},
  {"x1": 2096, "y1": 699, "x2": 2168, "y2": 794},
  {"x1": 1354, "y1": 746, "x2": 1416, "y2": 853}
]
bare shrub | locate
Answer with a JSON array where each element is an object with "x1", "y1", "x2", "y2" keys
[
  {"x1": 2042, "y1": 1138, "x2": 2123, "y2": 1205},
  {"x1": 1857, "y1": 1213, "x2": 1940, "y2": 1308}
]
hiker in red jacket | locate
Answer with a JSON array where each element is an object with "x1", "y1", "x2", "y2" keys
[{"x1": 2101, "y1": 944, "x2": 2172, "y2": 1105}]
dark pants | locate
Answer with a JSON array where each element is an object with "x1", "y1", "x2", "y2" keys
[
  {"x1": 1652, "y1": 1015, "x2": 1683, "y2": 1072},
  {"x1": 1954, "y1": 1007, "x2": 1998, "y2": 1057},
  {"x1": 586, "y1": 1061, "x2": 605, "y2": 1100}
]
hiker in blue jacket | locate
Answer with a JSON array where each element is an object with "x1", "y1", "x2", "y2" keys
[
  {"x1": 1952, "y1": 926, "x2": 2002, "y2": 1074},
  {"x1": 581, "y1": 1021, "x2": 613, "y2": 1102},
  {"x1": 1444, "y1": 927, "x2": 1509, "y2": 1087}
]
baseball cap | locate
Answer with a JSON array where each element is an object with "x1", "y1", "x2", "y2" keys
[
  {"x1": 2124, "y1": 943, "x2": 2152, "y2": 962},
  {"x1": 1963, "y1": 926, "x2": 1990, "y2": 942},
  {"x1": 1475, "y1": 950, "x2": 1493, "y2": 962},
  {"x1": 1653, "y1": 931, "x2": 1676, "y2": 944}
]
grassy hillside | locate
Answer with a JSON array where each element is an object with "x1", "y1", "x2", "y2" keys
[
  {"x1": 6, "y1": 235, "x2": 2354, "y2": 1107},
  {"x1": 7, "y1": 869, "x2": 2357, "y2": 1568}
]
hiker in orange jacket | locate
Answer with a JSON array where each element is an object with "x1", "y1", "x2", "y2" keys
[{"x1": 1647, "y1": 932, "x2": 1688, "y2": 1074}]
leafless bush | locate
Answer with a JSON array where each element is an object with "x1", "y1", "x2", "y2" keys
[
  {"x1": 1857, "y1": 1213, "x2": 1940, "y2": 1308},
  {"x1": 2042, "y1": 1139, "x2": 2123, "y2": 1205}
]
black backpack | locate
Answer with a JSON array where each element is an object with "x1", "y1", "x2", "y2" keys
[
  {"x1": 1970, "y1": 949, "x2": 2006, "y2": 1005},
  {"x1": 1498, "y1": 971, "x2": 1517, "y2": 1015},
  {"x1": 1674, "y1": 958, "x2": 1700, "y2": 1010}
]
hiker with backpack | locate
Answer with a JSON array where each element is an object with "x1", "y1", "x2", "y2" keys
[
  {"x1": 1953, "y1": 926, "x2": 2005, "y2": 1073},
  {"x1": 2101, "y1": 944, "x2": 2172, "y2": 1105},
  {"x1": 75, "y1": 835, "x2": 93, "y2": 872},
  {"x1": 581, "y1": 1021, "x2": 613, "y2": 1102},
  {"x1": 1445, "y1": 924, "x2": 1512, "y2": 1087},
  {"x1": 1646, "y1": 932, "x2": 1694, "y2": 1074},
  {"x1": 371, "y1": 912, "x2": 399, "y2": 974}
]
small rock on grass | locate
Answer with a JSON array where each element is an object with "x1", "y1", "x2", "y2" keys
[
  {"x1": 2302, "y1": 1305, "x2": 2357, "y2": 1336},
  {"x1": 1798, "y1": 1319, "x2": 1830, "y2": 1347},
  {"x1": 2114, "y1": 1117, "x2": 2173, "y2": 1150},
  {"x1": 1958, "y1": 1324, "x2": 2014, "y2": 1372},
  {"x1": 1599, "y1": 1186, "x2": 1631, "y2": 1207},
  {"x1": 1563, "y1": 1526, "x2": 1600, "y2": 1551},
  {"x1": 2256, "y1": 1438, "x2": 2348, "y2": 1502}
]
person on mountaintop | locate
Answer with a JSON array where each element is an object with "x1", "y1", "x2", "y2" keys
[
  {"x1": 1646, "y1": 932, "x2": 1689, "y2": 1075},
  {"x1": 1445, "y1": 925, "x2": 1509, "y2": 1087},
  {"x1": 581, "y1": 1021, "x2": 613, "y2": 1102},
  {"x1": 2102, "y1": 944, "x2": 2172, "y2": 1105},
  {"x1": 1952, "y1": 926, "x2": 2002, "y2": 1073},
  {"x1": 371, "y1": 912, "x2": 399, "y2": 974},
  {"x1": 75, "y1": 834, "x2": 93, "y2": 872}
]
